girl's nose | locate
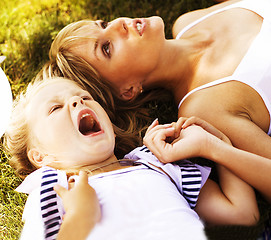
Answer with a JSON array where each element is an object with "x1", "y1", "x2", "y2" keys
[{"x1": 70, "y1": 96, "x2": 84, "y2": 108}]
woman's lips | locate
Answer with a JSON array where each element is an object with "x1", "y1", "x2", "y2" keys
[{"x1": 133, "y1": 18, "x2": 146, "y2": 36}]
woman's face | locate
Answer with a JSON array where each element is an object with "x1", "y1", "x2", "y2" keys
[{"x1": 72, "y1": 16, "x2": 165, "y2": 99}]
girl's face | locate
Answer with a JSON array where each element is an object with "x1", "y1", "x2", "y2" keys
[
  {"x1": 72, "y1": 16, "x2": 165, "y2": 99},
  {"x1": 27, "y1": 79, "x2": 115, "y2": 169}
]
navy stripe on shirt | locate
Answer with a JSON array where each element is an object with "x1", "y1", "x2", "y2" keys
[{"x1": 40, "y1": 167, "x2": 61, "y2": 240}]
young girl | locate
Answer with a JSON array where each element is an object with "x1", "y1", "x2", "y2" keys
[
  {"x1": 46, "y1": 0, "x2": 271, "y2": 204},
  {"x1": 4, "y1": 77, "x2": 259, "y2": 240}
]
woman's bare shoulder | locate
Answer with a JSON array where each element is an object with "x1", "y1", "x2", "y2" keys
[
  {"x1": 172, "y1": 9, "x2": 209, "y2": 38},
  {"x1": 172, "y1": 0, "x2": 240, "y2": 38},
  {"x1": 178, "y1": 81, "x2": 249, "y2": 123}
]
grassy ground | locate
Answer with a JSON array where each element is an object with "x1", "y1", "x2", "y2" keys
[{"x1": 0, "y1": 0, "x2": 216, "y2": 239}]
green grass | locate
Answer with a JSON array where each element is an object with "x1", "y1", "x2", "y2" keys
[
  {"x1": 0, "y1": 0, "x2": 216, "y2": 239},
  {"x1": 0, "y1": 147, "x2": 26, "y2": 240}
]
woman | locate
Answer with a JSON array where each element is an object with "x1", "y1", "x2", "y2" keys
[{"x1": 47, "y1": 0, "x2": 271, "y2": 204}]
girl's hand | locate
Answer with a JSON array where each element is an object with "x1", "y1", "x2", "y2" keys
[
  {"x1": 54, "y1": 171, "x2": 100, "y2": 239},
  {"x1": 54, "y1": 171, "x2": 101, "y2": 224},
  {"x1": 143, "y1": 117, "x2": 231, "y2": 163}
]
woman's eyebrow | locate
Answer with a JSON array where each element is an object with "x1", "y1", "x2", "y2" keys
[
  {"x1": 93, "y1": 40, "x2": 100, "y2": 61},
  {"x1": 92, "y1": 21, "x2": 101, "y2": 61},
  {"x1": 94, "y1": 21, "x2": 101, "y2": 28}
]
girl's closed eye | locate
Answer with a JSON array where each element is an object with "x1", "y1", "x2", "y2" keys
[
  {"x1": 49, "y1": 105, "x2": 62, "y2": 114},
  {"x1": 102, "y1": 41, "x2": 111, "y2": 58}
]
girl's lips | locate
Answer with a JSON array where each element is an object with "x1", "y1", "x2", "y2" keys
[
  {"x1": 77, "y1": 108, "x2": 104, "y2": 136},
  {"x1": 133, "y1": 18, "x2": 146, "y2": 36}
]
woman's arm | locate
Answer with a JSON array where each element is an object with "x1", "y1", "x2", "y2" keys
[
  {"x1": 144, "y1": 117, "x2": 260, "y2": 225},
  {"x1": 202, "y1": 133, "x2": 271, "y2": 203},
  {"x1": 143, "y1": 117, "x2": 230, "y2": 163},
  {"x1": 179, "y1": 91, "x2": 271, "y2": 203},
  {"x1": 54, "y1": 171, "x2": 101, "y2": 240}
]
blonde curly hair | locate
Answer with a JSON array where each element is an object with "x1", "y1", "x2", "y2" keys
[
  {"x1": 4, "y1": 79, "x2": 49, "y2": 178},
  {"x1": 4, "y1": 76, "x2": 147, "y2": 179}
]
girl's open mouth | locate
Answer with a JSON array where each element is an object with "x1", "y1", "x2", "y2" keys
[{"x1": 78, "y1": 109, "x2": 102, "y2": 136}]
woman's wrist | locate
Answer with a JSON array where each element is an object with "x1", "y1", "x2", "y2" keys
[
  {"x1": 206, "y1": 137, "x2": 235, "y2": 165},
  {"x1": 203, "y1": 135, "x2": 231, "y2": 161}
]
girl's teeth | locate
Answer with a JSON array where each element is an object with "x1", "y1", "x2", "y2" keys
[{"x1": 81, "y1": 113, "x2": 90, "y2": 119}]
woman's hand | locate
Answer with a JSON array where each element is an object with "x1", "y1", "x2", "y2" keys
[
  {"x1": 54, "y1": 171, "x2": 101, "y2": 240},
  {"x1": 180, "y1": 116, "x2": 231, "y2": 144},
  {"x1": 143, "y1": 116, "x2": 231, "y2": 163}
]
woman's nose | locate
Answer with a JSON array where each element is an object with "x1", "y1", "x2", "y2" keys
[
  {"x1": 107, "y1": 18, "x2": 128, "y2": 37},
  {"x1": 70, "y1": 96, "x2": 84, "y2": 108}
]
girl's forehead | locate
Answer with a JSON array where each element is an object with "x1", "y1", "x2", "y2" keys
[
  {"x1": 27, "y1": 81, "x2": 85, "y2": 114},
  {"x1": 41, "y1": 78, "x2": 79, "y2": 90},
  {"x1": 31, "y1": 79, "x2": 85, "y2": 100}
]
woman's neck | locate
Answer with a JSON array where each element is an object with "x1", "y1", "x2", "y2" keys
[{"x1": 144, "y1": 34, "x2": 212, "y2": 104}]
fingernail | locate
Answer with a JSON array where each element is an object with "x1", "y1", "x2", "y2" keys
[
  {"x1": 151, "y1": 118, "x2": 158, "y2": 125},
  {"x1": 68, "y1": 177, "x2": 75, "y2": 183},
  {"x1": 164, "y1": 127, "x2": 175, "y2": 132}
]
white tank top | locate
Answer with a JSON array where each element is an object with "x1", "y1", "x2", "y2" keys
[{"x1": 176, "y1": 0, "x2": 271, "y2": 135}]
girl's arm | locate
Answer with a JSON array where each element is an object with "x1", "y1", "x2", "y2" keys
[
  {"x1": 195, "y1": 165, "x2": 259, "y2": 226},
  {"x1": 54, "y1": 171, "x2": 101, "y2": 240},
  {"x1": 143, "y1": 117, "x2": 259, "y2": 225}
]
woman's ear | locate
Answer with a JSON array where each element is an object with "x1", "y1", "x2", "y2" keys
[
  {"x1": 120, "y1": 84, "x2": 143, "y2": 101},
  {"x1": 27, "y1": 148, "x2": 45, "y2": 168},
  {"x1": 120, "y1": 87, "x2": 136, "y2": 101}
]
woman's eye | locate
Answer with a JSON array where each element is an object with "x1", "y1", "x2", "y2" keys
[
  {"x1": 49, "y1": 105, "x2": 62, "y2": 114},
  {"x1": 102, "y1": 41, "x2": 111, "y2": 58},
  {"x1": 101, "y1": 21, "x2": 108, "y2": 29}
]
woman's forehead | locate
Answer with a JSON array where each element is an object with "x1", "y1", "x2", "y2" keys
[{"x1": 73, "y1": 21, "x2": 100, "y2": 38}]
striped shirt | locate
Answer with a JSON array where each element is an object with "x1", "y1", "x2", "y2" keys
[
  {"x1": 40, "y1": 167, "x2": 61, "y2": 240},
  {"x1": 135, "y1": 146, "x2": 204, "y2": 209},
  {"x1": 38, "y1": 146, "x2": 210, "y2": 240}
]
